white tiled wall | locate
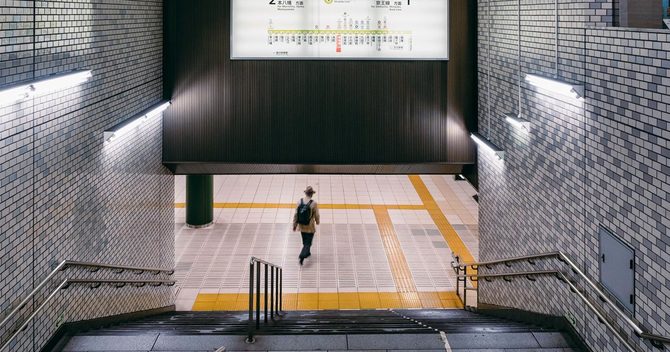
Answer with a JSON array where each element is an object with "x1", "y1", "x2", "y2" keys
[
  {"x1": 0, "y1": 2, "x2": 174, "y2": 351},
  {"x1": 477, "y1": 1, "x2": 669, "y2": 351}
]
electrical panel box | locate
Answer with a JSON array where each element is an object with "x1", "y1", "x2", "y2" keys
[{"x1": 599, "y1": 226, "x2": 636, "y2": 313}]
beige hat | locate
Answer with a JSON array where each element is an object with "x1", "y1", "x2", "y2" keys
[{"x1": 304, "y1": 186, "x2": 316, "y2": 195}]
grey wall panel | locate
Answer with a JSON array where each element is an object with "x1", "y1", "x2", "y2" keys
[
  {"x1": 619, "y1": 0, "x2": 664, "y2": 29},
  {"x1": 599, "y1": 227, "x2": 636, "y2": 313}
]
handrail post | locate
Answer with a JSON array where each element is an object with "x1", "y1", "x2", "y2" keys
[
  {"x1": 245, "y1": 257, "x2": 284, "y2": 340},
  {"x1": 247, "y1": 261, "x2": 255, "y2": 343},
  {"x1": 463, "y1": 266, "x2": 468, "y2": 308},
  {"x1": 256, "y1": 263, "x2": 261, "y2": 329},
  {"x1": 456, "y1": 265, "x2": 461, "y2": 302},
  {"x1": 279, "y1": 268, "x2": 283, "y2": 313},
  {"x1": 275, "y1": 267, "x2": 279, "y2": 315},
  {"x1": 476, "y1": 273, "x2": 480, "y2": 308},
  {"x1": 264, "y1": 264, "x2": 268, "y2": 324},
  {"x1": 270, "y1": 266, "x2": 275, "y2": 319}
]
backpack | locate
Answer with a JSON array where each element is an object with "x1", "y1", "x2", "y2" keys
[{"x1": 297, "y1": 199, "x2": 313, "y2": 225}]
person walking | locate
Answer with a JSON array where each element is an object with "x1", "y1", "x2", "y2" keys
[{"x1": 293, "y1": 186, "x2": 320, "y2": 266}]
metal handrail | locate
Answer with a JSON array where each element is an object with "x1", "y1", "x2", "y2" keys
[
  {"x1": 65, "y1": 279, "x2": 177, "y2": 288},
  {"x1": 460, "y1": 270, "x2": 559, "y2": 280},
  {"x1": 250, "y1": 257, "x2": 280, "y2": 267},
  {"x1": 640, "y1": 333, "x2": 670, "y2": 346},
  {"x1": 0, "y1": 260, "x2": 174, "y2": 335},
  {"x1": 458, "y1": 269, "x2": 637, "y2": 351},
  {"x1": 0, "y1": 278, "x2": 175, "y2": 351},
  {"x1": 454, "y1": 251, "x2": 562, "y2": 268},
  {"x1": 63, "y1": 261, "x2": 175, "y2": 275},
  {"x1": 247, "y1": 257, "x2": 283, "y2": 343},
  {"x1": 452, "y1": 252, "x2": 670, "y2": 350}
]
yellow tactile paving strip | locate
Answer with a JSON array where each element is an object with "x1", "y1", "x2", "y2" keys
[
  {"x1": 373, "y1": 206, "x2": 417, "y2": 293},
  {"x1": 408, "y1": 176, "x2": 475, "y2": 264},
  {"x1": 192, "y1": 291, "x2": 463, "y2": 311}
]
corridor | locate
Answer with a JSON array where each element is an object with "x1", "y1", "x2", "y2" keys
[{"x1": 173, "y1": 175, "x2": 479, "y2": 311}]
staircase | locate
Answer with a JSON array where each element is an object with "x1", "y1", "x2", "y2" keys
[{"x1": 59, "y1": 309, "x2": 585, "y2": 351}]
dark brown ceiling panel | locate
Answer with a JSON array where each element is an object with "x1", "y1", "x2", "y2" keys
[{"x1": 166, "y1": 163, "x2": 467, "y2": 175}]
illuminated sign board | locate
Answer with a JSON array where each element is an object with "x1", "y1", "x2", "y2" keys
[{"x1": 231, "y1": 0, "x2": 449, "y2": 60}]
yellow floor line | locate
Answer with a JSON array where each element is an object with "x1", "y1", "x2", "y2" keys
[
  {"x1": 191, "y1": 291, "x2": 463, "y2": 311},
  {"x1": 175, "y1": 202, "x2": 425, "y2": 210},
  {"x1": 408, "y1": 176, "x2": 475, "y2": 264},
  {"x1": 373, "y1": 206, "x2": 418, "y2": 293}
]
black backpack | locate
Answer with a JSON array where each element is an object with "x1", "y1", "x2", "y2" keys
[{"x1": 297, "y1": 199, "x2": 313, "y2": 225}]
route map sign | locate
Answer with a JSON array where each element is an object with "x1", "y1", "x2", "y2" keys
[{"x1": 231, "y1": 0, "x2": 449, "y2": 60}]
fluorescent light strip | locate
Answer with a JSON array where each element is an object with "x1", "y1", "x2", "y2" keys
[
  {"x1": 145, "y1": 102, "x2": 172, "y2": 119},
  {"x1": 30, "y1": 70, "x2": 93, "y2": 96},
  {"x1": 471, "y1": 133, "x2": 505, "y2": 160},
  {"x1": 525, "y1": 74, "x2": 584, "y2": 101},
  {"x1": 104, "y1": 101, "x2": 171, "y2": 143},
  {"x1": 0, "y1": 85, "x2": 31, "y2": 107},
  {"x1": 0, "y1": 70, "x2": 93, "y2": 107},
  {"x1": 504, "y1": 113, "x2": 530, "y2": 131}
]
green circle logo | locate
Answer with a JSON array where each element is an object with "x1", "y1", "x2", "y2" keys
[{"x1": 324, "y1": 0, "x2": 333, "y2": 4}]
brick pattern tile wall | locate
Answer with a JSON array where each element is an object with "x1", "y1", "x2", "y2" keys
[
  {"x1": 477, "y1": 1, "x2": 669, "y2": 352},
  {"x1": 583, "y1": 28, "x2": 670, "y2": 352},
  {"x1": 0, "y1": 1, "x2": 174, "y2": 351}
]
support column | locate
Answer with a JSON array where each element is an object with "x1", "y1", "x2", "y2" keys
[{"x1": 186, "y1": 175, "x2": 213, "y2": 228}]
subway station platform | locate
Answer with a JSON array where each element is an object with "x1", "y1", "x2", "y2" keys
[{"x1": 173, "y1": 175, "x2": 479, "y2": 311}]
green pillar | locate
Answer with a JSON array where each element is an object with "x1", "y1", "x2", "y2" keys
[{"x1": 186, "y1": 175, "x2": 213, "y2": 228}]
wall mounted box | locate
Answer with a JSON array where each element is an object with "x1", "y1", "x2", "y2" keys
[{"x1": 599, "y1": 226, "x2": 635, "y2": 313}]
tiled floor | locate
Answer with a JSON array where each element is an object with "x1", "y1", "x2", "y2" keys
[{"x1": 174, "y1": 175, "x2": 479, "y2": 311}]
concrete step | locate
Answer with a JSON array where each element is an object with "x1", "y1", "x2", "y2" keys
[
  {"x1": 59, "y1": 310, "x2": 582, "y2": 351},
  {"x1": 61, "y1": 332, "x2": 580, "y2": 351},
  {"x1": 76, "y1": 310, "x2": 551, "y2": 336}
]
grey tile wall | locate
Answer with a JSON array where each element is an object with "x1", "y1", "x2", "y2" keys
[
  {"x1": 477, "y1": 1, "x2": 668, "y2": 352},
  {"x1": 583, "y1": 27, "x2": 670, "y2": 352},
  {"x1": 0, "y1": 1, "x2": 174, "y2": 351}
]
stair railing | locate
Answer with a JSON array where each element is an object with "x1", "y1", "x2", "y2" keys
[
  {"x1": 451, "y1": 251, "x2": 670, "y2": 351},
  {"x1": 246, "y1": 257, "x2": 283, "y2": 343},
  {"x1": 0, "y1": 261, "x2": 175, "y2": 351}
]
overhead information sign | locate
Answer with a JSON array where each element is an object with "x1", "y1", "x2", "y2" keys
[{"x1": 231, "y1": 0, "x2": 449, "y2": 60}]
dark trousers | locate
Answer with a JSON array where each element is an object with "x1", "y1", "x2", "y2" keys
[{"x1": 299, "y1": 232, "x2": 315, "y2": 259}]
